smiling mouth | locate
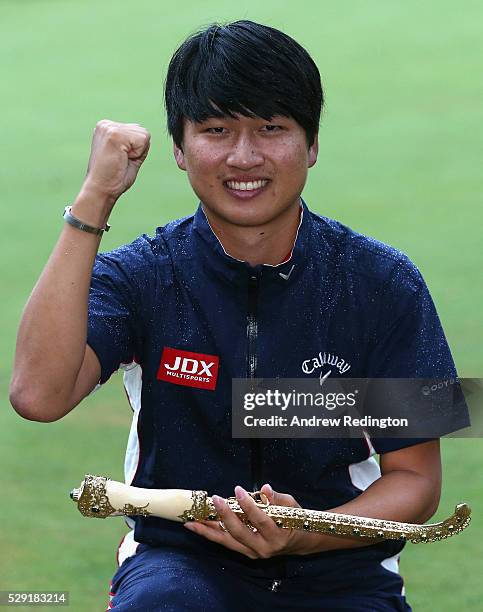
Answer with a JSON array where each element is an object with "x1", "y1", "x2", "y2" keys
[{"x1": 224, "y1": 179, "x2": 269, "y2": 191}]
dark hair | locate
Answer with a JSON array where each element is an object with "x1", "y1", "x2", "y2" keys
[{"x1": 165, "y1": 20, "x2": 323, "y2": 148}]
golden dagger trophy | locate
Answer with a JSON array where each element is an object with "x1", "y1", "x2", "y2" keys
[{"x1": 70, "y1": 474, "x2": 471, "y2": 544}]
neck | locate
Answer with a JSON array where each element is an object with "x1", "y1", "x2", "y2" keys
[{"x1": 203, "y1": 201, "x2": 301, "y2": 267}]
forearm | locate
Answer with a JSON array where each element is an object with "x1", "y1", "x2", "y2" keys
[
  {"x1": 291, "y1": 468, "x2": 440, "y2": 555},
  {"x1": 10, "y1": 189, "x2": 111, "y2": 419}
]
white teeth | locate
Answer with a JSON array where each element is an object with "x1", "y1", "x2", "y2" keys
[{"x1": 226, "y1": 180, "x2": 268, "y2": 191}]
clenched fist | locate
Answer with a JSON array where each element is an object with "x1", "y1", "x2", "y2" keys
[{"x1": 83, "y1": 120, "x2": 151, "y2": 206}]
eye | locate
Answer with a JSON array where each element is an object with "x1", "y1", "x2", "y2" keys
[
  {"x1": 205, "y1": 127, "x2": 227, "y2": 134},
  {"x1": 261, "y1": 124, "x2": 283, "y2": 133}
]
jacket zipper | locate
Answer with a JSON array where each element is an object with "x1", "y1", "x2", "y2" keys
[
  {"x1": 247, "y1": 274, "x2": 262, "y2": 491},
  {"x1": 248, "y1": 272, "x2": 286, "y2": 589}
]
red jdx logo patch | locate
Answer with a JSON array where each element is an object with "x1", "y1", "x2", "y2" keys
[{"x1": 157, "y1": 347, "x2": 220, "y2": 391}]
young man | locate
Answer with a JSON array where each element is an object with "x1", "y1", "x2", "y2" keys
[{"x1": 11, "y1": 20, "x2": 462, "y2": 611}]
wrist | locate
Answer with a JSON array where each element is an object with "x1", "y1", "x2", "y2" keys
[
  {"x1": 283, "y1": 530, "x2": 351, "y2": 555},
  {"x1": 281, "y1": 530, "x2": 324, "y2": 556},
  {"x1": 71, "y1": 186, "x2": 116, "y2": 227}
]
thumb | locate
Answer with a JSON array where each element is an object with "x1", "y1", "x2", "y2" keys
[
  {"x1": 260, "y1": 484, "x2": 300, "y2": 508},
  {"x1": 124, "y1": 139, "x2": 151, "y2": 189},
  {"x1": 127, "y1": 135, "x2": 151, "y2": 166}
]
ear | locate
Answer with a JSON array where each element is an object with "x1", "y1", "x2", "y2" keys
[
  {"x1": 307, "y1": 132, "x2": 319, "y2": 168},
  {"x1": 173, "y1": 141, "x2": 186, "y2": 171}
]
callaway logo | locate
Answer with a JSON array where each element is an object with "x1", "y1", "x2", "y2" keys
[
  {"x1": 302, "y1": 351, "x2": 352, "y2": 377},
  {"x1": 157, "y1": 347, "x2": 220, "y2": 391}
]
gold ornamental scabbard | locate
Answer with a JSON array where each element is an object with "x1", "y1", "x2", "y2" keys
[
  {"x1": 224, "y1": 496, "x2": 471, "y2": 544},
  {"x1": 70, "y1": 474, "x2": 471, "y2": 544}
]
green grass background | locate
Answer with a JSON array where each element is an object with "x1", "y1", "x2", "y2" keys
[{"x1": 1, "y1": 1, "x2": 482, "y2": 610}]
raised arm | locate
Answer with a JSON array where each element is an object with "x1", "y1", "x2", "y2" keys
[{"x1": 9, "y1": 120, "x2": 150, "y2": 422}]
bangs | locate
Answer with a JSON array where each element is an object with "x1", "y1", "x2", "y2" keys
[{"x1": 173, "y1": 35, "x2": 295, "y2": 123}]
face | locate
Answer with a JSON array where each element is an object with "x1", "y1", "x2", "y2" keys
[{"x1": 173, "y1": 114, "x2": 318, "y2": 228}]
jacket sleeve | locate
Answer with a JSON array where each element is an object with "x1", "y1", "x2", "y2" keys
[
  {"x1": 87, "y1": 237, "x2": 153, "y2": 384},
  {"x1": 364, "y1": 255, "x2": 469, "y2": 453}
]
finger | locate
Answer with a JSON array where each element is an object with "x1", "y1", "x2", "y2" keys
[
  {"x1": 260, "y1": 484, "x2": 300, "y2": 508},
  {"x1": 212, "y1": 494, "x2": 264, "y2": 547},
  {"x1": 129, "y1": 137, "x2": 150, "y2": 164},
  {"x1": 231, "y1": 487, "x2": 277, "y2": 537},
  {"x1": 125, "y1": 130, "x2": 151, "y2": 162},
  {"x1": 260, "y1": 483, "x2": 274, "y2": 502},
  {"x1": 230, "y1": 488, "x2": 301, "y2": 558},
  {"x1": 183, "y1": 520, "x2": 258, "y2": 558}
]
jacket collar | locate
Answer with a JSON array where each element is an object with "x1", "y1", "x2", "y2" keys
[{"x1": 193, "y1": 199, "x2": 312, "y2": 285}]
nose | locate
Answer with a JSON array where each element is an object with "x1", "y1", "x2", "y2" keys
[{"x1": 226, "y1": 134, "x2": 264, "y2": 169}]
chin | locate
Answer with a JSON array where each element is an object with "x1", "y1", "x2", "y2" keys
[
  {"x1": 214, "y1": 208, "x2": 280, "y2": 228},
  {"x1": 202, "y1": 197, "x2": 298, "y2": 229}
]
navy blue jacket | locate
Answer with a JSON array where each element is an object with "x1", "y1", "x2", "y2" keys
[{"x1": 88, "y1": 201, "x2": 458, "y2": 568}]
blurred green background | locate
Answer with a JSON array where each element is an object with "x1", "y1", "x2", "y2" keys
[{"x1": 1, "y1": 1, "x2": 481, "y2": 610}]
